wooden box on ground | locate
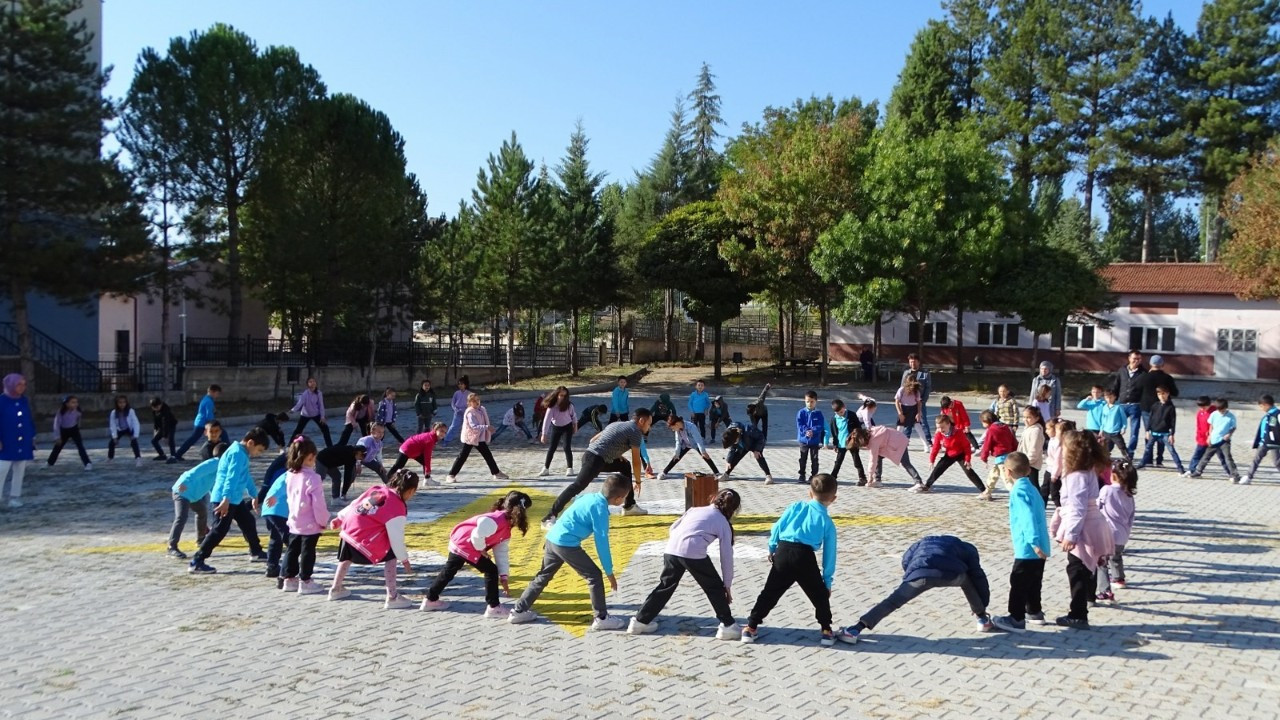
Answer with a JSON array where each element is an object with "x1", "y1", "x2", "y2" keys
[{"x1": 684, "y1": 473, "x2": 719, "y2": 510}]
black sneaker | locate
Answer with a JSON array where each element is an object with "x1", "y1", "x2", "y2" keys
[
  {"x1": 152, "y1": 455, "x2": 168, "y2": 462},
  {"x1": 795, "y1": 476, "x2": 808, "y2": 484},
  {"x1": 992, "y1": 615, "x2": 1026, "y2": 633},
  {"x1": 1055, "y1": 615, "x2": 1089, "y2": 629},
  {"x1": 249, "y1": 552, "x2": 269, "y2": 563},
  {"x1": 167, "y1": 547, "x2": 188, "y2": 560},
  {"x1": 188, "y1": 560, "x2": 217, "y2": 574}
]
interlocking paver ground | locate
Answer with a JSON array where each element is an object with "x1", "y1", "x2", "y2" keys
[{"x1": 1, "y1": 384, "x2": 1278, "y2": 718}]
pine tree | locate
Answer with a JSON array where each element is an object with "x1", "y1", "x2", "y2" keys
[
  {"x1": 888, "y1": 21, "x2": 966, "y2": 137},
  {"x1": 1101, "y1": 185, "x2": 1199, "y2": 262},
  {"x1": 1187, "y1": 0, "x2": 1280, "y2": 261},
  {"x1": 1, "y1": 0, "x2": 151, "y2": 394},
  {"x1": 686, "y1": 63, "x2": 724, "y2": 202},
  {"x1": 943, "y1": 0, "x2": 995, "y2": 113}
]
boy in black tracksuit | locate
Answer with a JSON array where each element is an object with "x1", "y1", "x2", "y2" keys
[
  {"x1": 149, "y1": 398, "x2": 179, "y2": 461},
  {"x1": 259, "y1": 412, "x2": 290, "y2": 450},
  {"x1": 579, "y1": 404, "x2": 609, "y2": 433},
  {"x1": 1140, "y1": 387, "x2": 1185, "y2": 473},
  {"x1": 317, "y1": 444, "x2": 367, "y2": 500}
]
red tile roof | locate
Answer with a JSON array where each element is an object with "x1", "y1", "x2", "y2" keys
[{"x1": 1099, "y1": 263, "x2": 1249, "y2": 296}]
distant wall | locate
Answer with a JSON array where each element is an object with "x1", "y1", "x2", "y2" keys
[{"x1": 632, "y1": 339, "x2": 775, "y2": 363}]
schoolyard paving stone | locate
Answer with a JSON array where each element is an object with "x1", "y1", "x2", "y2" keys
[{"x1": 1, "y1": 390, "x2": 1278, "y2": 719}]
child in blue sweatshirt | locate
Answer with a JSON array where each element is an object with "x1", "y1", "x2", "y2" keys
[
  {"x1": 509, "y1": 474, "x2": 632, "y2": 631},
  {"x1": 188, "y1": 427, "x2": 269, "y2": 574},
  {"x1": 1077, "y1": 385, "x2": 1106, "y2": 433},
  {"x1": 1189, "y1": 398, "x2": 1239, "y2": 481},
  {"x1": 1098, "y1": 390, "x2": 1132, "y2": 461},
  {"x1": 609, "y1": 377, "x2": 630, "y2": 424},
  {"x1": 742, "y1": 473, "x2": 839, "y2": 646},
  {"x1": 796, "y1": 390, "x2": 825, "y2": 485},
  {"x1": 171, "y1": 384, "x2": 220, "y2": 463},
  {"x1": 167, "y1": 448, "x2": 226, "y2": 559},
  {"x1": 991, "y1": 452, "x2": 1050, "y2": 632},
  {"x1": 689, "y1": 380, "x2": 711, "y2": 440},
  {"x1": 259, "y1": 442, "x2": 294, "y2": 582}
]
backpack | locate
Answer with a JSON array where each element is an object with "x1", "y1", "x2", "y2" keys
[{"x1": 1265, "y1": 412, "x2": 1280, "y2": 448}]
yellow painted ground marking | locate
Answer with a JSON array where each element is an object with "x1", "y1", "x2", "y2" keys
[{"x1": 74, "y1": 487, "x2": 933, "y2": 637}]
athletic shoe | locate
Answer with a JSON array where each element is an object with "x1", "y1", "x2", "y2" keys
[
  {"x1": 84, "y1": 463, "x2": 92, "y2": 471},
  {"x1": 627, "y1": 617, "x2": 658, "y2": 635},
  {"x1": 167, "y1": 547, "x2": 188, "y2": 560},
  {"x1": 420, "y1": 599, "x2": 449, "y2": 612},
  {"x1": 166, "y1": 457, "x2": 180, "y2": 465},
  {"x1": 1055, "y1": 615, "x2": 1089, "y2": 629},
  {"x1": 976, "y1": 615, "x2": 995, "y2": 632},
  {"x1": 836, "y1": 626, "x2": 861, "y2": 644},
  {"x1": 6, "y1": 498, "x2": 22, "y2": 509},
  {"x1": 493, "y1": 471, "x2": 510, "y2": 480},
  {"x1": 1113, "y1": 580, "x2": 1126, "y2": 590},
  {"x1": 282, "y1": 578, "x2": 300, "y2": 592},
  {"x1": 188, "y1": 560, "x2": 216, "y2": 574},
  {"x1": 763, "y1": 475, "x2": 773, "y2": 485},
  {"x1": 135, "y1": 457, "x2": 144, "y2": 468},
  {"x1": 483, "y1": 604, "x2": 508, "y2": 619},
  {"x1": 1239, "y1": 475, "x2": 1252, "y2": 485},
  {"x1": 715, "y1": 623, "x2": 742, "y2": 641},
  {"x1": 1187, "y1": 473, "x2": 1202, "y2": 479},
  {"x1": 1134, "y1": 463, "x2": 1147, "y2": 470},
  {"x1": 740, "y1": 627, "x2": 758, "y2": 644},
  {"x1": 622, "y1": 505, "x2": 648, "y2": 516},
  {"x1": 385, "y1": 594, "x2": 414, "y2": 610},
  {"x1": 565, "y1": 469, "x2": 576, "y2": 477},
  {"x1": 508, "y1": 609, "x2": 538, "y2": 624},
  {"x1": 538, "y1": 467, "x2": 551, "y2": 477},
  {"x1": 868, "y1": 480, "x2": 883, "y2": 488},
  {"x1": 298, "y1": 580, "x2": 323, "y2": 595},
  {"x1": 441, "y1": 475, "x2": 456, "y2": 484},
  {"x1": 421, "y1": 475, "x2": 440, "y2": 487},
  {"x1": 820, "y1": 629, "x2": 836, "y2": 647},
  {"x1": 1179, "y1": 471, "x2": 1192, "y2": 478},
  {"x1": 976, "y1": 491, "x2": 993, "y2": 501},
  {"x1": 328, "y1": 588, "x2": 352, "y2": 601},
  {"x1": 249, "y1": 552, "x2": 269, "y2": 563},
  {"x1": 1096, "y1": 592, "x2": 1115, "y2": 604},
  {"x1": 589, "y1": 615, "x2": 626, "y2": 632},
  {"x1": 856, "y1": 477, "x2": 868, "y2": 487},
  {"x1": 992, "y1": 615, "x2": 1026, "y2": 633},
  {"x1": 1026, "y1": 612, "x2": 1047, "y2": 625},
  {"x1": 152, "y1": 455, "x2": 167, "y2": 462},
  {"x1": 909, "y1": 484, "x2": 928, "y2": 493},
  {"x1": 795, "y1": 476, "x2": 807, "y2": 484}
]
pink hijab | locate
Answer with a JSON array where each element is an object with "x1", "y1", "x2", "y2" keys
[{"x1": 2, "y1": 373, "x2": 24, "y2": 398}]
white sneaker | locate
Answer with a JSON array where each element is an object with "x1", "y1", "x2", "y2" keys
[
  {"x1": 420, "y1": 598, "x2": 449, "y2": 611},
  {"x1": 135, "y1": 457, "x2": 144, "y2": 468},
  {"x1": 443, "y1": 475, "x2": 458, "y2": 484},
  {"x1": 6, "y1": 498, "x2": 22, "y2": 509},
  {"x1": 715, "y1": 623, "x2": 742, "y2": 640},
  {"x1": 508, "y1": 609, "x2": 538, "y2": 624},
  {"x1": 385, "y1": 594, "x2": 414, "y2": 610},
  {"x1": 282, "y1": 578, "x2": 300, "y2": 592},
  {"x1": 1239, "y1": 475, "x2": 1253, "y2": 485},
  {"x1": 627, "y1": 617, "x2": 658, "y2": 635},
  {"x1": 84, "y1": 463, "x2": 92, "y2": 471},
  {"x1": 538, "y1": 467, "x2": 551, "y2": 477},
  {"x1": 715, "y1": 473, "x2": 729, "y2": 482},
  {"x1": 565, "y1": 469, "x2": 576, "y2": 477},
  {"x1": 909, "y1": 484, "x2": 927, "y2": 493},
  {"x1": 1180, "y1": 471, "x2": 1192, "y2": 478},
  {"x1": 589, "y1": 615, "x2": 627, "y2": 632},
  {"x1": 421, "y1": 475, "x2": 440, "y2": 487},
  {"x1": 327, "y1": 587, "x2": 351, "y2": 601},
  {"x1": 492, "y1": 472, "x2": 510, "y2": 481},
  {"x1": 868, "y1": 480, "x2": 883, "y2": 488},
  {"x1": 764, "y1": 475, "x2": 774, "y2": 485},
  {"x1": 298, "y1": 580, "x2": 323, "y2": 595},
  {"x1": 622, "y1": 505, "x2": 648, "y2": 516},
  {"x1": 484, "y1": 604, "x2": 508, "y2": 619}
]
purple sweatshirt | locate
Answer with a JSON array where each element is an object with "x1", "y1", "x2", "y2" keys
[
  {"x1": 664, "y1": 505, "x2": 735, "y2": 588},
  {"x1": 291, "y1": 389, "x2": 325, "y2": 419},
  {"x1": 53, "y1": 409, "x2": 82, "y2": 433},
  {"x1": 450, "y1": 390, "x2": 468, "y2": 414},
  {"x1": 1098, "y1": 484, "x2": 1135, "y2": 546}
]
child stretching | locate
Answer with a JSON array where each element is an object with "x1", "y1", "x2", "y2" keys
[
  {"x1": 825, "y1": 399, "x2": 867, "y2": 485},
  {"x1": 260, "y1": 445, "x2": 292, "y2": 582},
  {"x1": 746, "y1": 383, "x2": 771, "y2": 442},
  {"x1": 1097, "y1": 460, "x2": 1137, "y2": 602},
  {"x1": 290, "y1": 377, "x2": 332, "y2": 447},
  {"x1": 721, "y1": 422, "x2": 772, "y2": 484},
  {"x1": 317, "y1": 443, "x2": 367, "y2": 501},
  {"x1": 797, "y1": 390, "x2": 825, "y2": 485},
  {"x1": 856, "y1": 397, "x2": 877, "y2": 428},
  {"x1": 1242, "y1": 393, "x2": 1280, "y2": 485},
  {"x1": 709, "y1": 396, "x2": 732, "y2": 439},
  {"x1": 629, "y1": 488, "x2": 742, "y2": 640},
  {"x1": 539, "y1": 386, "x2": 577, "y2": 477},
  {"x1": 443, "y1": 376, "x2": 470, "y2": 447},
  {"x1": 446, "y1": 392, "x2": 509, "y2": 483},
  {"x1": 578, "y1": 404, "x2": 609, "y2": 434},
  {"x1": 510, "y1": 474, "x2": 632, "y2": 631},
  {"x1": 338, "y1": 394, "x2": 375, "y2": 447},
  {"x1": 167, "y1": 447, "x2": 224, "y2": 559},
  {"x1": 1182, "y1": 396, "x2": 1228, "y2": 478},
  {"x1": 107, "y1": 395, "x2": 143, "y2": 467},
  {"x1": 661, "y1": 415, "x2": 721, "y2": 478},
  {"x1": 939, "y1": 396, "x2": 978, "y2": 449},
  {"x1": 991, "y1": 452, "x2": 1050, "y2": 633},
  {"x1": 1188, "y1": 398, "x2": 1240, "y2": 482},
  {"x1": 149, "y1": 397, "x2": 178, "y2": 461},
  {"x1": 47, "y1": 395, "x2": 91, "y2": 470},
  {"x1": 1020, "y1": 407, "x2": 1046, "y2": 485},
  {"x1": 837, "y1": 535, "x2": 992, "y2": 644},
  {"x1": 494, "y1": 401, "x2": 535, "y2": 442},
  {"x1": 171, "y1": 384, "x2": 219, "y2": 463},
  {"x1": 356, "y1": 424, "x2": 388, "y2": 482},
  {"x1": 1033, "y1": 384, "x2": 1054, "y2": 424},
  {"x1": 990, "y1": 385, "x2": 1020, "y2": 429},
  {"x1": 421, "y1": 490, "x2": 533, "y2": 616},
  {"x1": 187, "y1": 428, "x2": 270, "y2": 574},
  {"x1": 851, "y1": 425, "x2": 923, "y2": 488},
  {"x1": 742, "y1": 474, "x2": 839, "y2": 646},
  {"x1": 978, "y1": 410, "x2": 1017, "y2": 501},
  {"x1": 327, "y1": 469, "x2": 420, "y2": 608},
  {"x1": 894, "y1": 379, "x2": 923, "y2": 443},
  {"x1": 387, "y1": 423, "x2": 446, "y2": 484},
  {"x1": 1050, "y1": 429, "x2": 1115, "y2": 629},
  {"x1": 281, "y1": 436, "x2": 330, "y2": 595},
  {"x1": 915, "y1": 415, "x2": 984, "y2": 494},
  {"x1": 376, "y1": 387, "x2": 405, "y2": 443}
]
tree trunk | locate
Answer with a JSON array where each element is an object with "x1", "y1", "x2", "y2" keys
[
  {"x1": 776, "y1": 302, "x2": 785, "y2": 364},
  {"x1": 1082, "y1": 167, "x2": 1095, "y2": 244},
  {"x1": 818, "y1": 298, "x2": 830, "y2": 387},
  {"x1": 505, "y1": 308, "x2": 516, "y2": 385},
  {"x1": 10, "y1": 280, "x2": 37, "y2": 400},
  {"x1": 366, "y1": 321, "x2": 377, "y2": 397},
  {"x1": 916, "y1": 309, "x2": 926, "y2": 360},
  {"x1": 955, "y1": 305, "x2": 966, "y2": 375},
  {"x1": 159, "y1": 211, "x2": 171, "y2": 401},
  {"x1": 788, "y1": 301, "x2": 798, "y2": 360},
  {"x1": 226, "y1": 192, "x2": 243, "y2": 366},
  {"x1": 712, "y1": 322, "x2": 723, "y2": 380},
  {"x1": 570, "y1": 307, "x2": 580, "y2": 377},
  {"x1": 613, "y1": 306, "x2": 623, "y2": 364},
  {"x1": 873, "y1": 315, "x2": 882, "y2": 369},
  {"x1": 695, "y1": 321, "x2": 705, "y2": 362},
  {"x1": 1205, "y1": 193, "x2": 1222, "y2": 262},
  {"x1": 663, "y1": 289, "x2": 675, "y2": 362},
  {"x1": 1031, "y1": 331, "x2": 1041, "y2": 370},
  {"x1": 1141, "y1": 182, "x2": 1154, "y2": 263},
  {"x1": 1057, "y1": 321, "x2": 1068, "y2": 373}
]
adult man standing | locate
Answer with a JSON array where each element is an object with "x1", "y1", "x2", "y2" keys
[
  {"x1": 902, "y1": 354, "x2": 932, "y2": 451},
  {"x1": 859, "y1": 346, "x2": 875, "y2": 383},
  {"x1": 1028, "y1": 361, "x2": 1062, "y2": 420},
  {"x1": 1109, "y1": 350, "x2": 1147, "y2": 457},
  {"x1": 1137, "y1": 355, "x2": 1179, "y2": 466},
  {"x1": 542, "y1": 408, "x2": 654, "y2": 528}
]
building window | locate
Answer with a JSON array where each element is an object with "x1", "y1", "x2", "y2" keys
[
  {"x1": 1217, "y1": 329, "x2": 1257, "y2": 352},
  {"x1": 977, "y1": 322, "x2": 1020, "y2": 347},
  {"x1": 1052, "y1": 324, "x2": 1096, "y2": 350},
  {"x1": 908, "y1": 321, "x2": 948, "y2": 345},
  {"x1": 1130, "y1": 326, "x2": 1176, "y2": 353}
]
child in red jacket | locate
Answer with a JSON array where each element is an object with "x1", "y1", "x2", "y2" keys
[
  {"x1": 939, "y1": 396, "x2": 979, "y2": 449},
  {"x1": 1181, "y1": 395, "x2": 1230, "y2": 478},
  {"x1": 978, "y1": 410, "x2": 1018, "y2": 501},
  {"x1": 913, "y1": 415, "x2": 985, "y2": 494}
]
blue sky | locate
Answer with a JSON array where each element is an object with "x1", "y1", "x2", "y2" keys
[{"x1": 101, "y1": 0, "x2": 1205, "y2": 216}]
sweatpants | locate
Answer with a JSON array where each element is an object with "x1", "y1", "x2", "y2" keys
[
  {"x1": 873, "y1": 455, "x2": 923, "y2": 484},
  {"x1": 923, "y1": 454, "x2": 984, "y2": 491},
  {"x1": 1100, "y1": 432, "x2": 1132, "y2": 461},
  {"x1": 798, "y1": 445, "x2": 820, "y2": 481},
  {"x1": 338, "y1": 421, "x2": 369, "y2": 447},
  {"x1": 544, "y1": 424, "x2": 575, "y2": 469},
  {"x1": 168, "y1": 493, "x2": 210, "y2": 548},
  {"x1": 1247, "y1": 446, "x2": 1280, "y2": 478},
  {"x1": 193, "y1": 500, "x2": 262, "y2": 562},
  {"x1": 662, "y1": 447, "x2": 719, "y2": 476},
  {"x1": 0, "y1": 460, "x2": 27, "y2": 500},
  {"x1": 173, "y1": 426, "x2": 205, "y2": 460},
  {"x1": 547, "y1": 451, "x2": 636, "y2": 519},
  {"x1": 1096, "y1": 544, "x2": 1125, "y2": 594},
  {"x1": 691, "y1": 412, "x2": 707, "y2": 440},
  {"x1": 1193, "y1": 440, "x2": 1238, "y2": 479},
  {"x1": 290, "y1": 416, "x2": 333, "y2": 448},
  {"x1": 637, "y1": 554, "x2": 734, "y2": 626},
  {"x1": 285, "y1": 533, "x2": 321, "y2": 581},
  {"x1": 362, "y1": 459, "x2": 388, "y2": 483},
  {"x1": 108, "y1": 430, "x2": 141, "y2": 459},
  {"x1": 263, "y1": 515, "x2": 290, "y2": 578},
  {"x1": 447, "y1": 442, "x2": 500, "y2": 477},
  {"x1": 829, "y1": 447, "x2": 866, "y2": 483},
  {"x1": 387, "y1": 452, "x2": 429, "y2": 477},
  {"x1": 317, "y1": 461, "x2": 355, "y2": 499},
  {"x1": 1006, "y1": 558, "x2": 1045, "y2": 622},
  {"x1": 514, "y1": 541, "x2": 608, "y2": 619},
  {"x1": 1065, "y1": 553, "x2": 1093, "y2": 622},
  {"x1": 726, "y1": 446, "x2": 771, "y2": 477},
  {"x1": 48, "y1": 427, "x2": 91, "y2": 466},
  {"x1": 861, "y1": 574, "x2": 986, "y2": 630},
  {"x1": 442, "y1": 411, "x2": 465, "y2": 446},
  {"x1": 1187, "y1": 444, "x2": 1231, "y2": 476},
  {"x1": 151, "y1": 425, "x2": 177, "y2": 458},
  {"x1": 747, "y1": 541, "x2": 831, "y2": 630},
  {"x1": 427, "y1": 552, "x2": 502, "y2": 607}
]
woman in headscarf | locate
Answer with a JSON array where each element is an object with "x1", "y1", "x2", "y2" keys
[{"x1": 1, "y1": 374, "x2": 35, "y2": 508}]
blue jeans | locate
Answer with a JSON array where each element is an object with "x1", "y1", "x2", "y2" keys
[
  {"x1": 1141, "y1": 434, "x2": 1184, "y2": 472},
  {"x1": 917, "y1": 402, "x2": 931, "y2": 442},
  {"x1": 173, "y1": 426, "x2": 205, "y2": 460},
  {"x1": 442, "y1": 410, "x2": 465, "y2": 446},
  {"x1": 1122, "y1": 404, "x2": 1142, "y2": 455},
  {"x1": 1187, "y1": 444, "x2": 1231, "y2": 475}
]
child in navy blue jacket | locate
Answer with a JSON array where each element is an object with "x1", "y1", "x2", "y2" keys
[{"x1": 796, "y1": 390, "x2": 825, "y2": 484}]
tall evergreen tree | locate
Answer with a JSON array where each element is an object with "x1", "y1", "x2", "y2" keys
[
  {"x1": 943, "y1": 0, "x2": 995, "y2": 113},
  {"x1": 1187, "y1": 0, "x2": 1280, "y2": 260},
  {"x1": 1101, "y1": 185, "x2": 1199, "y2": 262},
  {"x1": 686, "y1": 63, "x2": 724, "y2": 202},
  {"x1": 888, "y1": 21, "x2": 966, "y2": 137},
  {"x1": 1, "y1": 0, "x2": 151, "y2": 393}
]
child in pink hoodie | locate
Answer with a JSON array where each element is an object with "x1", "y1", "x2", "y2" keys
[
  {"x1": 282, "y1": 437, "x2": 330, "y2": 595},
  {"x1": 444, "y1": 393, "x2": 509, "y2": 483},
  {"x1": 387, "y1": 422, "x2": 446, "y2": 484},
  {"x1": 327, "y1": 469, "x2": 420, "y2": 608},
  {"x1": 420, "y1": 491, "x2": 533, "y2": 616}
]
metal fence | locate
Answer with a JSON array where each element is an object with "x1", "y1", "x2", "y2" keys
[{"x1": 630, "y1": 317, "x2": 822, "y2": 350}]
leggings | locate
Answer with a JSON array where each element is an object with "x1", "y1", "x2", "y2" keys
[
  {"x1": 662, "y1": 447, "x2": 719, "y2": 476},
  {"x1": 448, "y1": 442, "x2": 500, "y2": 477},
  {"x1": 924, "y1": 454, "x2": 985, "y2": 490},
  {"x1": 291, "y1": 416, "x2": 333, "y2": 448},
  {"x1": 388, "y1": 452, "x2": 429, "y2": 476},
  {"x1": 544, "y1": 424, "x2": 575, "y2": 469},
  {"x1": 726, "y1": 446, "x2": 771, "y2": 476},
  {"x1": 285, "y1": 533, "x2": 321, "y2": 581},
  {"x1": 338, "y1": 419, "x2": 370, "y2": 447},
  {"x1": 108, "y1": 430, "x2": 141, "y2": 459},
  {"x1": 318, "y1": 461, "x2": 355, "y2": 499},
  {"x1": 829, "y1": 447, "x2": 866, "y2": 483},
  {"x1": 48, "y1": 427, "x2": 91, "y2": 466},
  {"x1": 427, "y1": 552, "x2": 502, "y2": 607}
]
